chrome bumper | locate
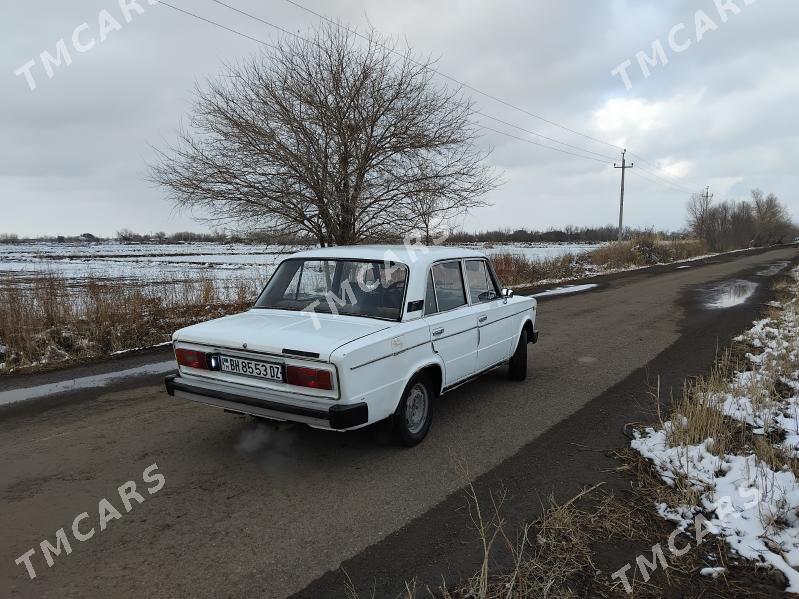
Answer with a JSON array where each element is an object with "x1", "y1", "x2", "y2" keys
[{"x1": 164, "y1": 374, "x2": 368, "y2": 430}]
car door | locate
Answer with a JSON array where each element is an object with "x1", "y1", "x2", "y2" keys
[
  {"x1": 465, "y1": 259, "x2": 517, "y2": 371},
  {"x1": 423, "y1": 260, "x2": 478, "y2": 386}
]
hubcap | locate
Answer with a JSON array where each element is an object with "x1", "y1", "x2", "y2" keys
[{"x1": 405, "y1": 383, "x2": 429, "y2": 434}]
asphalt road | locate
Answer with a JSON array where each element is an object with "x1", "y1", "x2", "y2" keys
[{"x1": 2, "y1": 247, "x2": 797, "y2": 599}]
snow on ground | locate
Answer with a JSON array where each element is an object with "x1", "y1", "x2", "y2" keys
[
  {"x1": 532, "y1": 284, "x2": 599, "y2": 298},
  {"x1": 632, "y1": 266, "x2": 799, "y2": 591},
  {"x1": 758, "y1": 261, "x2": 790, "y2": 277},
  {"x1": 0, "y1": 241, "x2": 603, "y2": 284},
  {"x1": 0, "y1": 360, "x2": 176, "y2": 406},
  {"x1": 0, "y1": 241, "x2": 296, "y2": 283}
]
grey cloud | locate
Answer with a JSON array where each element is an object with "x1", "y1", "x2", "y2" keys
[{"x1": 0, "y1": 0, "x2": 797, "y2": 236}]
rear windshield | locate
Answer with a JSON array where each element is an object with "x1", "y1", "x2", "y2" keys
[{"x1": 254, "y1": 259, "x2": 408, "y2": 321}]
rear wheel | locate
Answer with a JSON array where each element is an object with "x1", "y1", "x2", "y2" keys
[
  {"x1": 508, "y1": 329, "x2": 528, "y2": 381},
  {"x1": 392, "y1": 373, "x2": 434, "y2": 446}
]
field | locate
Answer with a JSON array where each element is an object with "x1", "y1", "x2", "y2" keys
[
  {"x1": 0, "y1": 240, "x2": 602, "y2": 288},
  {"x1": 0, "y1": 240, "x2": 602, "y2": 373},
  {"x1": 1, "y1": 237, "x2": 712, "y2": 373}
]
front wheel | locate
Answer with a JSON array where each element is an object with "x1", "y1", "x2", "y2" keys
[
  {"x1": 508, "y1": 329, "x2": 528, "y2": 381},
  {"x1": 392, "y1": 374, "x2": 434, "y2": 446}
]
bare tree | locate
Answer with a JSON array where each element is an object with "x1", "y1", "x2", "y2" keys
[
  {"x1": 686, "y1": 191, "x2": 712, "y2": 243},
  {"x1": 686, "y1": 188, "x2": 795, "y2": 251},
  {"x1": 752, "y1": 189, "x2": 794, "y2": 245},
  {"x1": 410, "y1": 191, "x2": 475, "y2": 245},
  {"x1": 151, "y1": 24, "x2": 498, "y2": 246}
]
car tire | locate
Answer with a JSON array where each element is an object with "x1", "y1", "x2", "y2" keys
[
  {"x1": 392, "y1": 373, "x2": 434, "y2": 446},
  {"x1": 508, "y1": 329, "x2": 528, "y2": 381}
]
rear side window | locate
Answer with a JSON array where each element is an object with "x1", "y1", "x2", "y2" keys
[
  {"x1": 424, "y1": 271, "x2": 438, "y2": 315},
  {"x1": 430, "y1": 261, "x2": 467, "y2": 312},
  {"x1": 465, "y1": 260, "x2": 498, "y2": 303}
]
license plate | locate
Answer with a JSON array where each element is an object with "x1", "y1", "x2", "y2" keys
[{"x1": 220, "y1": 356, "x2": 283, "y2": 381}]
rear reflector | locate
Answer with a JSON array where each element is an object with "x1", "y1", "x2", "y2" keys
[
  {"x1": 175, "y1": 348, "x2": 209, "y2": 370},
  {"x1": 285, "y1": 365, "x2": 333, "y2": 390}
]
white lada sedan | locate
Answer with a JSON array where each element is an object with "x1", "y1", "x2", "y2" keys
[{"x1": 164, "y1": 246, "x2": 538, "y2": 445}]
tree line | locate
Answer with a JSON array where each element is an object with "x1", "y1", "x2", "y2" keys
[
  {"x1": 687, "y1": 189, "x2": 796, "y2": 252},
  {"x1": 447, "y1": 226, "x2": 684, "y2": 244}
]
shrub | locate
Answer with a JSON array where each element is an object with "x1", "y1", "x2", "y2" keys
[
  {"x1": 0, "y1": 271, "x2": 265, "y2": 372},
  {"x1": 589, "y1": 233, "x2": 706, "y2": 269},
  {"x1": 490, "y1": 252, "x2": 585, "y2": 287}
]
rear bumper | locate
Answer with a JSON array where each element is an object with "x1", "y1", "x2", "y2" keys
[{"x1": 164, "y1": 374, "x2": 368, "y2": 430}]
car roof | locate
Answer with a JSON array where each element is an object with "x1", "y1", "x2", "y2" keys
[{"x1": 289, "y1": 245, "x2": 487, "y2": 266}]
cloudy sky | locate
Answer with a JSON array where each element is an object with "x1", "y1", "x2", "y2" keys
[{"x1": 2, "y1": 0, "x2": 797, "y2": 237}]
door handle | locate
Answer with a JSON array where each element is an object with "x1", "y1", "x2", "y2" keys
[
  {"x1": 432, "y1": 328, "x2": 444, "y2": 336},
  {"x1": 478, "y1": 315, "x2": 488, "y2": 323}
]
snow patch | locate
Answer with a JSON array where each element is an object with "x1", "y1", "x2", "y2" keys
[
  {"x1": 700, "y1": 567, "x2": 726, "y2": 578},
  {"x1": 632, "y1": 266, "x2": 799, "y2": 592},
  {"x1": 533, "y1": 284, "x2": 599, "y2": 298},
  {"x1": 757, "y1": 261, "x2": 789, "y2": 277},
  {"x1": 0, "y1": 360, "x2": 176, "y2": 406}
]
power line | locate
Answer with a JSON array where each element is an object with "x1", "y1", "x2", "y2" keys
[
  {"x1": 626, "y1": 150, "x2": 701, "y2": 189},
  {"x1": 159, "y1": 2, "x2": 275, "y2": 48},
  {"x1": 634, "y1": 164, "x2": 696, "y2": 194},
  {"x1": 277, "y1": 0, "x2": 625, "y2": 153},
  {"x1": 476, "y1": 112, "x2": 618, "y2": 162},
  {"x1": 208, "y1": 0, "x2": 304, "y2": 42},
  {"x1": 278, "y1": 0, "x2": 718, "y2": 192},
  {"x1": 478, "y1": 125, "x2": 613, "y2": 165},
  {"x1": 159, "y1": 0, "x2": 709, "y2": 193},
  {"x1": 629, "y1": 169, "x2": 690, "y2": 194},
  {"x1": 628, "y1": 167, "x2": 698, "y2": 195},
  {"x1": 206, "y1": 0, "x2": 624, "y2": 159},
  {"x1": 156, "y1": 1, "x2": 617, "y2": 167},
  {"x1": 206, "y1": 0, "x2": 626, "y2": 163}
]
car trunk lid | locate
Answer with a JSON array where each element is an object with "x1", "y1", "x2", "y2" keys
[{"x1": 174, "y1": 309, "x2": 391, "y2": 362}]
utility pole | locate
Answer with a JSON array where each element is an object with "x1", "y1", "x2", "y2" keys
[
  {"x1": 614, "y1": 149, "x2": 634, "y2": 242},
  {"x1": 702, "y1": 185, "x2": 714, "y2": 204}
]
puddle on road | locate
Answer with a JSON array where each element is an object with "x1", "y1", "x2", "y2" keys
[
  {"x1": 757, "y1": 261, "x2": 789, "y2": 277},
  {"x1": 704, "y1": 280, "x2": 758, "y2": 309}
]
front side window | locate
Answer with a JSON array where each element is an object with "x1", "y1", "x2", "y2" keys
[
  {"x1": 465, "y1": 260, "x2": 498, "y2": 303},
  {"x1": 430, "y1": 261, "x2": 467, "y2": 312},
  {"x1": 255, "y1": 259, "x2": 408, "y2": 321}
]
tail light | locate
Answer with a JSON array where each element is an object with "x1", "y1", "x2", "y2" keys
[
  {"x1": 175, "y1": 348, "x2": 220, "y2": 370},
  {"x1": 285, "y1": 365, "x2": 333, "y2": 390}
]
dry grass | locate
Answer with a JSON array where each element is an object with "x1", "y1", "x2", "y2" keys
[
  {"x1": 439, "y1": 485, "x2": 641, "y2": 599},
  {"x1": 363, "y1": 277, "x2": 799, "y2": 599},
  {"x1": 491, "y1": 252, "x2": 585, "y2": 287},
  {"x1": 664, "y1": 351, "x2": 743, "y2": 455},
  {"x1": 0, "y1": 271, "x2": 264, "y2": 373},
  {"x1": 491, "y1": 234, "x2": 707, "y2": 289},
  {"x1": 388, "y1": 478, "x2": 772, "y2": 599},
  {"x1": 588, "y1": 234, "x2": 707, "y2": 270}
]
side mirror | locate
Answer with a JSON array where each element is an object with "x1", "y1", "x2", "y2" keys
[{"x1": 501, "y1": 288, "x2": 514, "y2": 299}]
